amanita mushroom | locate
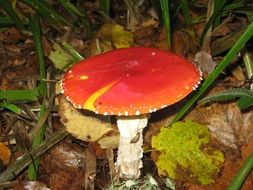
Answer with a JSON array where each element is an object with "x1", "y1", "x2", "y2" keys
[{"x1": 60, "y1": 47, "x2": 202, "y2": 179}]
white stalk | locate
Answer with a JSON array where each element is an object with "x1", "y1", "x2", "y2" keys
[{"x1": 115, "y1": 115, "x2": 148, "y2": 178}]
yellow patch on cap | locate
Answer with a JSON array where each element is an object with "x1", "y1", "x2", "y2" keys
[
  {"x1": 83, "y1": 81, "x2": 118, "y2": 111},
  {"x1": 80, "y1": 75, "x2": 88, "y2": 80}
]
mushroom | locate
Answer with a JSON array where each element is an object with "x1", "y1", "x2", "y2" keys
[{"x1": 60, "y1": 47, "x2": 202, "y2": 179}]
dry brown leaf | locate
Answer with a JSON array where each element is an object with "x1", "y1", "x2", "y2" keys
[
  {"x1": 141, "y1": 18, "x2": 159, "y2": 28},
  {"x1": 0, "y1": 142, "x2": 11, "y2": 166},
  {"x1": 187, "y1": 98, "x2": 253, "y2": 152},
  {"x1": 204, "y1": 103, "x2": 253, "y2": 150},
  {"x1": 148, "y1": 82, "x2": 253, "y2": 154},
  {"x1": 194, "y1": 50, "x2": 217, "y2": 75},
  {"x1": 170, "y1": 30, "x2": 198, "y2": 58},
  {"x1": 212, "y1": 25, "x2": 231, "y2": 37},
  {"x1": 154, "y1": 28, "x2": 168, "y2": 51},
  {"x1": 57, "y1": 95, "x2": 115, "y2": 142}
]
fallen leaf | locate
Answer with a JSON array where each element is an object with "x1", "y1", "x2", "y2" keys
[
  {"x1": 0, "y1": 142, "x2": 11, "y2": 166},
  {"x1": 90, "y1": 22, "x2": 133, "y2": 55},
  {"x1": 57, "y1": 95, "x2": 116, "y2": 142},
  {"x1": 194, "y1": 50, "x2": 217, "y2": 75},
  {"x1": 49, "y1": 43, "x2": 76, "y2": 70},
  {"x1": 133, "y1": 18, "x2": 159, "y2": 47},
  {"x1": 187, "y1": 82, "x2": 253, "y2": 152},
  {"x1": 212, "y1": 25, "x2": 231, "y2": 37},
  {"x1": 170, "y1": 30, "x2": 198, "y2": 57},
  {"x1": 195, "y1": 102, "x2": 253, "y2": 151}
]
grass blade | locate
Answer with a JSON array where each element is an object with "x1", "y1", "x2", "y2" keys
[
  {"x1": 211, "y1": 27, "x2": 246, "y2": 56},
  {"x1": 237, "y1": 96, "x2": 253, "y2": 110},
  {"x1": 172, "y1": 21, "x2": 253, "y2": 123},
  {"x1": 27, "y1": 15, "x2": 47, "y2": 181},
  {"x1": 0, "y1": 89, "x2": 38, "y2": 102},
  {"x1": 57, "y1": 0, "x2": 92, "y2": 35},
  {"x1": 58, "y1": 0, "x2": 84, "y2": 18},
  {"x1": 242, "y1": 50, "x2": 253, "y2": 79},
  {"x1": 23, "y1": 0, "x2": 71, "y2": 28},
  {"x1": 228, "y1": 153, "x2": 253, "y2": 190},
  {"x1": 200, "y1": 1, "x2": 227, "y2": 45},
  {"x1": 213, "y1": 0, "x2": 222, "y2": 27},
  {"x1": 99, "y1": 0, "x2": 110, "y2": 16},
  {"x1": 160, "y1": 0, "x2": 171, "y2": 48},
  {"x1": 0, "y1": 0, "x2": 25, "y2": 30},
  {"x1": 0, "y1": 102, "x2": 21, "y2": 115},
  {"x1": 180, "y1": 0, "x2": 191, "y2": 27},
  {"x1": 0, "y1": 16, "x2": 15, "y2": 27},
  {"x1": 62, "y1": 42, "x2": 84, "y2": 61}
]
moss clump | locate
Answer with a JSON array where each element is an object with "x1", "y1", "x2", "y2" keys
[{"x1": 151, "y1": 121, "x2": 224, "y2": 185}]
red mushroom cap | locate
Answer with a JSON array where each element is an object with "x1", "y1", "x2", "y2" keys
[{"x1": 61, "y1": 47, "x2": 202, "y2": 116}]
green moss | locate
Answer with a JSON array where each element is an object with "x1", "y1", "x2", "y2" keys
[{"x1": 151, "y1": 121, "x2": 224, "y2": 185}]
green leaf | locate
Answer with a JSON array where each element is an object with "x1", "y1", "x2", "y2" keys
[
  {"x1": 200, "y1": 1, "x2": 227, "y2": 45},
  {"x1": 237, "y1": 96, "x2": 253, "y2": 110},
  {"x1": 0, "y1": 89, "x2": 39, "y2": 102},
  {"x1": 58, "y1": 0, "x2": 84, "y2": 17},
  {"x1": 180, "y1": 0, "x2": 191, "y2": 27},
  {"x1": 0, "y1": 102, "x2": 21, "y2": 114},
  {"x1": 99, "y1": 0, "x2": 110, "y2": 16},
  {"x1": 23, "y1": 0, "x2": 71, "y2": 30},
  {"x1": 49, "y1": 42, "x2": 83, "y2": 70},
  {"x1": 152, "y1": 121, "x2": 224, "y2": 185},
  {"x1": 28, "y1": 14, "x2": 47, "y2": 181},
  {"x1": 199, "y1": 88, "x2": 253, "y2": 105},
  {"x1": 62, "y1": 42, "x2": 83, "y2": 62},
  {"x1": 0, "y1": 0, "x2": 25, "y2": 30},
  {"x1": 160, "y1": 0, "x2": 171, "y2": 48},
  {"x1": 228, "y1": 153, "x2": 253, "y2": 190},
  {"x1": 49, "y1": 43, "x2": 76, "y2": 70}
]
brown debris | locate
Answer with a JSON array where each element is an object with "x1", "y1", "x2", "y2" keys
[
  {"x1": 40, "y1": 140, "x2": 96, "y2": 190},
  {"x1": 14, "y1": 181, "x2": 50, "y2": 190},
  {"x1": 0, "y1": 27, "x2": 23, "y2": 44}
]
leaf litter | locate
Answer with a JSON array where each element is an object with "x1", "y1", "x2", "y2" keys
[{"x1": 0, "y1": 1, "x2": 253, "y2": 190}]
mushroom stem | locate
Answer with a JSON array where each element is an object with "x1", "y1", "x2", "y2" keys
[{"x1": 115, "y1": 115, "x2": 148, "y2": 178}]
